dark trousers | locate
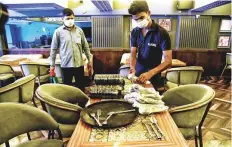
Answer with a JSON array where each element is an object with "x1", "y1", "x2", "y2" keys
[
  {"x1": 150, "y1": 74, "x2": 164, "y2": 90},
  {"x1": 61, "y1": 66, "x2": 85, "y2": 90}
]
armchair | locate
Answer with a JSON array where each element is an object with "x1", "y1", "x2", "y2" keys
[
  {"x1": 20, "y1": 62, "x2": 50, "y2": 85},
  {"x1": 0, "y1": 103, "x2": 63, "y2": 147},
  {"x1": 165, "y1": 66, "x2": 204, "y2": 90},
  {"x1": 220, "y1": 53, "x2": 232, "y2": 78},
  {"x1": 162, "y1": 84, "x2": 215, "y2": 147},
  {"x1": 0, "y1": 75, "x2": 36, "y2": 105},
  {"x1": 0, "y1": 63, "x2": 16, "y2": 87},
  {"x1": 35, "y1": 83, "x2": 90, "y2": 137}
]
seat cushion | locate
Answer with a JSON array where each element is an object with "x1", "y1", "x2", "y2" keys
[
  {"x1": 166, "y1": 81, "x2": 178, "y2": 89},
  {"x1": 179, "y1": 127, "x2": 195, "y2": 139},
  {"x1": 16, "y1": 139, "x2": 63, "y2": 147},
  {"x1": 59, "y1": 123, "x2": 76, "y2": 138},
  {"x1": 35, "y1": 74, "x2": 50, "y2": 83},
  {"x1": 0, "y1": 74, "x2": 14, "y2": 81}
]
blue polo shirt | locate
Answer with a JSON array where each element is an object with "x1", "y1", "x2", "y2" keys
[{"x1": 130, "y1": 20, "x2": 171, "y2": 77}]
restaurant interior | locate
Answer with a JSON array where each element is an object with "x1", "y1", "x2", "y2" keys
[{"x1": 0, "y1": 0, "x2": 231, "y2": 147}]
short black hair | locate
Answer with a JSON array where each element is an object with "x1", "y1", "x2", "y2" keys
[
  {"x1": 128, "y1": 1, "x2": 149, "y2": 15},
  {"x1": 62, "y1": 8, "x2": 74, "y2": 16}
]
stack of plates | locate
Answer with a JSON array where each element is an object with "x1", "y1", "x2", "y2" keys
[
  {"x1": 94, "y1": 74, "x2": 124, "y2": 85},
  {"x1": 89, "y1": 85, "x2": 123, "y2": 99}
]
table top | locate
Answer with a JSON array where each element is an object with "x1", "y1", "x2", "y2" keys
[
  {"x1": 67, "y1": 99, "x2": 188, "y2": 147},
  {"x1": 120, "y1": 53, "x2": 186, "y2": 67}
]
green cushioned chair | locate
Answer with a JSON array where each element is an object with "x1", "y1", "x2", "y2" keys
[
  {"x1": 20, "y1": 62, "x2": 50, "y2": 85},
  {"x1": 0, "y1": 63, "x2": 16, "y2": 87},
  {"x1": 0, "y1": 74, "x2": 36, "y2": 106},
  {"x1": 162, "y1": 84, "x2": 215, "y2": 147},
  {"x1": 165, "y1": 66, "x2": 204, "y2": 90},
  {"x1": 220, "y1": 53, "x2": 232, "y2": 78},
  {"x1": 35, "y1": 84, "x2": 90, "y2": 137},
  {"x1": 0, "y1": 103, "x2": 64, "y2": 147}
]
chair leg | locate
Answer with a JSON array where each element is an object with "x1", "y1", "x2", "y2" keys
[
  {"x1": 48, "y1": 130, "x2": 52, "y2": 139},
  {"x1": 5, "y1": 141, "x2": 10, "y2": 147},
  {"x1": 32, "y1": 97, "x2": 38, "y2": 107},
  {"x1": 27, "y1": 132, "x2": 31, "y2": 140},
  {"x1": 198, "y1": 126, "x2": 203, "y2": 147},
  {"x1": 194, "y1": 127, "x2": 199, "y2": 147},
  {"x1": 220, "y1": 64, "x2": 227, "y2": 78}
]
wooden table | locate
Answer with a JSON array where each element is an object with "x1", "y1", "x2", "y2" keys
[
  {"x1": 67, "y1": 99, "x2": 188, "y2": 147},
  {"x1": 120, "y1": 53, "x2": 186, "y2": 67},
  {"x1": 170, "y1": 59, "x2": 186, "y2": 67}
]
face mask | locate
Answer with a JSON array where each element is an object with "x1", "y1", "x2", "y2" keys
[
  {"x1": 64, "y1": 19, "x2": 74, "y2": 28},
  {"x1": 137, "y1": 18, "x2": 149, "y2": 28}
]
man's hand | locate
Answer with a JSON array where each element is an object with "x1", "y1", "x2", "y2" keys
[
  {"x1": 87, "y1": 62, "x2": 93, "y2": 75},
  {"x1": 50, "y1": 66, "x2": 56, "y2": 77},
  {"x1": 137, "y1": 71, "x2": 153, "y2": 84},
  {"x1": 129, "y1": 67, "x2": 136, "y2": 74}
]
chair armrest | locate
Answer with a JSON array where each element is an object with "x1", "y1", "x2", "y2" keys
[{"x1": 36, "y1": 91, "x2": 84, "y2": 112}]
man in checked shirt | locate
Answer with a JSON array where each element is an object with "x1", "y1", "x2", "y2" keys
[{"x1": 50, "y1": 8, "x2": 92, "y2": 91}]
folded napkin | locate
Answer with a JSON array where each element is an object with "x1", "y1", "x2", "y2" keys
[{"x1": 124, "y1": 84, "x2": 168, "y2": 115}]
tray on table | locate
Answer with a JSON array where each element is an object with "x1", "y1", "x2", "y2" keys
[{"x1": 80, "y1": 100, "x2": 139, "y2": 128}]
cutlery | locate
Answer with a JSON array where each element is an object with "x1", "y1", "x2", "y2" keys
[
  {"x1": 108, "y1": 109, "x2": 136, "y2": 115},
  {"x1": 149, "y1": 123, "x2": 161, "y2": 140},
  {"x1": 102, "y1": 109, "x2": 136, "y2": 125},
  {"x1": 142, "y1": 120, "x2": 154, "y2": 138},
  {"x1": 97, "y1": 109, "x2": 101, "y2": 123},
  {"x1": 150, "y1": 117, "x2": 164, "y2": 138},
  {"x1": 90, "y1": 113, "x2": 102, "y2": 126},
  {"x1": 102, "y1": 113, "x2": 113, "y2": 125}
]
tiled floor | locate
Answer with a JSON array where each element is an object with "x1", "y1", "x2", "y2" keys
[{"x1": 0, "y1": 76, "x2": 231, "y2": 147}]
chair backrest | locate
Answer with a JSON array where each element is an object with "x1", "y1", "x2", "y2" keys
[
  {"x1": 0, "y1": 75, "x2": 35, "y2": 103},
  {"x1": 166, "y1": 66, "x2": 204, "y2": 85},
  {"x1": 20, "y1": 62, "x2": 50, "y2": 77},
  {"x1": 0, "y1": 103, "x2": 59, "y2": 145},
  {"x1": 36, "y1": 84, "x2": 89, "y2": 124},
  {"x1": 162, "y1": 84, "x2": 215, "y2": 128},
  {"x1": 226, "y1": 53, "x2": 232, "y2": 65},
  {"x1": 0, "y1": 63, "x2": 15, "y2": 75}
]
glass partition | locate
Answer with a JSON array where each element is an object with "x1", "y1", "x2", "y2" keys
[{"x1": 5, "y1": 17, "x2": 92, "y2": 49}]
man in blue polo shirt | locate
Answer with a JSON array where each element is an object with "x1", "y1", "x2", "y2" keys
[{"x1": 128, "y1": 1, "x2": 172, "y2": 89}]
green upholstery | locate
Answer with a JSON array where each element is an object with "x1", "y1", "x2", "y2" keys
[
  {"x1": 0, "y1": 103, "x2": 64, "y2": 147},
  {"x1": 165, "y1": 66, "x2": 204, "y2": 89},
  {"x1": 36, "y1": 84, "x2": 90, "y2": 137},
  {"x1": 0, "y1": 63, "x2": 16, "y2": 86},
  {"x1": 220, "y1": 53, "x2": 232, "y2": 77},
  {"x1": 0, "y1": 75, "x2": 35, "y2": 103},
  {"x1": 162, "y1": 84, "x2": 215, "y2": 146},
  {"x1": 20, "y1": 62, "x2": 50, "y2": 85},
  {"x1": 16, "y1": 140, "x2": 63, "y2": 147}
]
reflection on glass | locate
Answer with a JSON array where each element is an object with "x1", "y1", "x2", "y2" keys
[{"x1": 5, "y1": 17, "x2": 92, "y2": 49}]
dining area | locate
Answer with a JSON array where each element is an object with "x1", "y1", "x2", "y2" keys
[
  {"x1": 1, "y1": 49, "x2": 230, "y2": 147},
  {"x1": 0, "y1": 0, "x2": 231, "y2": 146}
]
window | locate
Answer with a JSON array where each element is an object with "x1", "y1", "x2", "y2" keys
[{"x1": 5, "y1": 17, "x2": 92, "y2": 49}]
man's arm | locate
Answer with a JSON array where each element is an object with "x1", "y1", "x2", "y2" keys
[
  {"x1": 81, "y1": 30, "x2": 91, "y2": 63},
  {"x1": 149, "y1": 50, "x2": 172, "y2": 75},
  {"x1": 50, "y1": 30, "x2": 59, "y2": 67},
  {"x1": 130, "y1": 47, "x2": 137, "y2": 74},
  {"x1": 138, "y1": 50, "x2": 172, "y2": 83}
]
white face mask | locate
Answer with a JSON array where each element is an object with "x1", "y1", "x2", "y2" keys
[
  {"x1": 64, "y1": 19, "x2": 74, "y2": 28},
  {"x1": 137, "y1": 18, "x2": 149, "y2": 28}
]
